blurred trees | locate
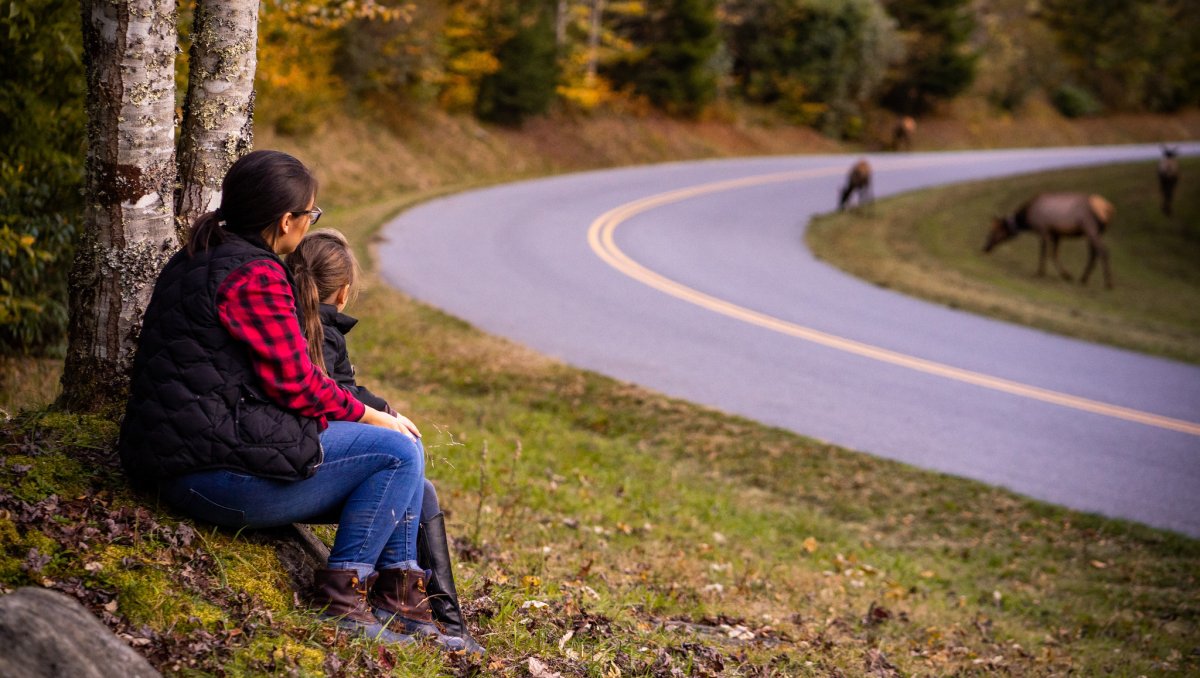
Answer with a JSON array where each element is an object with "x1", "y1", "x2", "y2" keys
[
  {"x1": 1039, "y1": 0, "x2": 1200, "y2": 114},
  {"x1": 3, "y1": 0, "x2": 1200, "y2": 359},
  {"x1": 723, "y1": 0, "x2": 901, "y2": 136},
  {"x1": 880, "y1": 0, "x2": 978, "y2": 114},
  {"x1": 603, "y1": 0, "x2": 721, "y2": 117},
  {"x1": 475, "y1": 1, "x2": 560, "y2": 124},
  {"x1": 0, "y1": 0, "x2": 85, "y2": 355}
]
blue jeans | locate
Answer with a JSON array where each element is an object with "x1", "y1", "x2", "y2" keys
[{"x1": 161, "y1": 421, "x2": 425, "y2": 575}]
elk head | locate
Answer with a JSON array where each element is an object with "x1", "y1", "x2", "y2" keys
[{"x1": 982, "y1": 215, "x2": 1017, "y2": 253}]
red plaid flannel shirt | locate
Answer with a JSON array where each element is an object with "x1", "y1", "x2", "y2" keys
[{"x1": 216, "y1": 260, "x2": 365, "y2": 427}]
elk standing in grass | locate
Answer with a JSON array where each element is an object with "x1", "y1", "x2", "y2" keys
[
  {"x1": 839, "y1": 160, "x2": 872, "y2": 212},
  {"x1": 1157, "y1": 146, "x2": 1179, "y2": 216},
  {"x1": 983, "y1": 193, "x2": 1116, "y2": 289}
]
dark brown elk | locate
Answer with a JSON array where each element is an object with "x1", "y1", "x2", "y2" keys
[
  {"x1": 983, "y1": 193, "x2": 1116, "y2": 289},
  {"x1": 891, "y1": 116, "x2": 915, "y2": 151},
  {"x1": 838, "y1": 160, "x2": 872, "y2": 212},
  {"x1": 1158, "y1": 146, "x2": 1179, "y2": 216}
]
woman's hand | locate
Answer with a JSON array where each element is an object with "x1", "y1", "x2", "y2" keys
[{"x1": 359, "y1": 405, "x2": 421, "y2": 439}]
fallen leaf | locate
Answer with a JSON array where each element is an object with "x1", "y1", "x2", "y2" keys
[
  {"x1": 528, "y1": 657, "x2": 563, "y2": 678},
  {"x1": 803, "y1": 537, "x2": 819, "y2": 553},
  {"x1": 1090, "y1": 560, "x2": 1107, "y2": 569}
]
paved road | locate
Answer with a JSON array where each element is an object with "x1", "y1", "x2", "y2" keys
[{"x1": 379, "y1": 144, "x2": 1200, "y2": 537}]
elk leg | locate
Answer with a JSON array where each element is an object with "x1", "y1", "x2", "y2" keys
[
  {"x1": 1037, "y1": 236, "x2": 1048, "y2": 276},
  {"x1": 1081, "y1": 241, "x2": 1097, "y2": 285},
  {"x1": 1097, "y1": 240, "x2": 1112, "y2": 289},
  {"x1": 1050, "y1": 234, "x2": 1072, "y2": 280}
]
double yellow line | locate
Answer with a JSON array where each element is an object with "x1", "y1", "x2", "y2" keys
[{"x1": 586, "y1": 162, "x2": 1200, "y2": 437}]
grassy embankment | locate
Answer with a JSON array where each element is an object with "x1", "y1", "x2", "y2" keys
[
  {"x1": 808, "y1": 158, "x2": 1200, "y2": 365},
  {"x1": 2, "y1": 106, "x2": 1199, "y2": 676}
]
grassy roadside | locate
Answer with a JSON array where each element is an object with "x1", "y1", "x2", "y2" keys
[
  {"x1": 3, "y1": 108, "x2": 1199, "y2": 676},
  {"x1": 807, "y1": 158, "x2": 1200, "y2": 365},
  {"x1": 5, "y1": 194, "x2": 1197, "y2": 674}
]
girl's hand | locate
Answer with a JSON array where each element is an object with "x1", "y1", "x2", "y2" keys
[
  {"x1": 359, "y1": 406, "x2": 421, "y2": 439},
  {"x1": 393, "y1": 413, "x2": 421, "y2": 439}
]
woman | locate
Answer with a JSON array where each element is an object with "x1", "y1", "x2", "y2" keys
[{"x1": 118, "y1": 150, "x2": 459, "y2": 650}]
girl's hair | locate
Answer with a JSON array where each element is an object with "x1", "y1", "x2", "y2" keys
[
  {"x1": 187, "y1": 150, "x2": 319, "y2": 255},
  {"x1": 287, "y1": 228, "x2": 361, "y2": 375}
]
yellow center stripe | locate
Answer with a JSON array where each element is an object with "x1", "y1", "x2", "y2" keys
[{"x1": 586, "y1": 161, "x2": 1200, "y2": 437}]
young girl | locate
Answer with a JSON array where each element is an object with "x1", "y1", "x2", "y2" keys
[{"x1": 288, "y1": 228, "x2": 484, "y2": 656}]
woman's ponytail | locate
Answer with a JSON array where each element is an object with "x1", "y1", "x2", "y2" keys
[{"x1": 186, "y1": 209, "x2": 227, "y2": 256}]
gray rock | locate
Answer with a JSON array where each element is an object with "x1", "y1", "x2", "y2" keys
[{"x1": 0, "y1": 587, "x2": 160, "y2": 678}]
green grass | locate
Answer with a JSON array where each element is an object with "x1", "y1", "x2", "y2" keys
[
  {"x1": 807, "y1": 158, "x2": 1200, "y2": 364},
  {"x1": 4, "y1": 112, "x2": 1200, "y2": 674}
]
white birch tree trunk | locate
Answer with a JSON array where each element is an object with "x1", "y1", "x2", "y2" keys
[
  {"x1": 175, "y1": 0, "x2": 259, "y2": 240},
  {"x1": 587, "y1": 0, "x2": 604, "y2": 83},
  {"x1": 60, "y1": 0, "x2": 178, "y2": 412}
]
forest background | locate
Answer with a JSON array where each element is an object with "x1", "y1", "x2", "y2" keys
[{"x1": 4, "y1": 0, "x2": 1200, "y2": 359}]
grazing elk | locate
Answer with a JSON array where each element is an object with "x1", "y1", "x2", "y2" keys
[
  {"x1": 838, "y1": 160, "x2": 872, "y2": 212},
  {"x1": 1158, "y1": 146, "x2": 1179, "y2": 216},
  {"x1": 891, "y1": 116, "x2": 915, "y2": 151},
  {"x1": 983, "y1": 192, "x2": 1115, "y2": 289}
]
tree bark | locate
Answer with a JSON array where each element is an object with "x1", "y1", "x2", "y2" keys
[
  {"x1": 175, "y1": 0, "x2": 259, "y2": 242},
  {"x1": 587, "y1": 0, "x2": 605, "y2": 82},
  {"x1": 60, "y1": 0, "x2": 178, "y2": 413}
]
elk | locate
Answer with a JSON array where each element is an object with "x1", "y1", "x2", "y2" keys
[
  {"x1": 838, "y1": 160, "x2": 872, "y2": 212},
  {"x1": 983, "y1": 193, "x2": 1115, "y2": 289},
  {"x1": 1158, "y1": 146, "x2": 1179, "y2": 216},
  {"x1": 891, "y1": 116, "x2": 915, "y2": 151}
]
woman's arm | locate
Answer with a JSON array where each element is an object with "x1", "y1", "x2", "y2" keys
[{"x1": 216, "y1": 260, "x2": 365, "y2": 424}]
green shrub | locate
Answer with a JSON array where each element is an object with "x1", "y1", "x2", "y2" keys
[
  {"x1": 0, "y1": 0, "x2": 85, "y2": 356},
  {"x1": 1051, "y1": 83, "x2": 1103, "y2": 118}
]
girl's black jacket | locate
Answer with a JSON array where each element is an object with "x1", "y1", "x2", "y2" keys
[{"x1": 318, "y1": 304, "x2": 393, "y2": 414}]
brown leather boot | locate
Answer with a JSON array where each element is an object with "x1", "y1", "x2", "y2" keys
[
  {"x1": 310, "y1": 568, "x2": 413, "y2": 645},
  {"x1": 370, "y1": 568, "x2": 465, "y2": 651}
]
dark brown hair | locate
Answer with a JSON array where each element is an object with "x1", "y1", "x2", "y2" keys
[
  {"x1": 286, "y1": 228, "x2": 361, "y2": 375},
  {"x1": 187, "y1": 150, "x2": 319, "y2": 255}
]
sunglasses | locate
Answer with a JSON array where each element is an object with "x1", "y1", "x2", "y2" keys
[{"x1": 291, "y1": 206, "x2": 322, "y2": 225}]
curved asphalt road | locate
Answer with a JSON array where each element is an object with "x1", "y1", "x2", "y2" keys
[{"x1": 379, "y1": 144, "x2": 1200, "y2": 537}]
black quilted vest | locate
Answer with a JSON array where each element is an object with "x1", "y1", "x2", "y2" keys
[{"x1": 118, "y1": 233, "x2": 323, "y2": 484}]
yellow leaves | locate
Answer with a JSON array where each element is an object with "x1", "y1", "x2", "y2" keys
[
  {"x1": 884, "y1": 580, "x2": 908, "y2": 600},
  {"x1": 447, "y1": 51, "x2": 501, "y2": 78},
  {"x1": 522, "y1": 574, "x2": 542, "y2": 591},
  {"x1": 264, "y1": 0, "x2": 411, "y2": 30},
  {"x1": 802, "y1": 536, "x2": 819, "y2": 553},
  {"x1": 0, "y1": 226, "x2": 51, "y2": 260}
]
